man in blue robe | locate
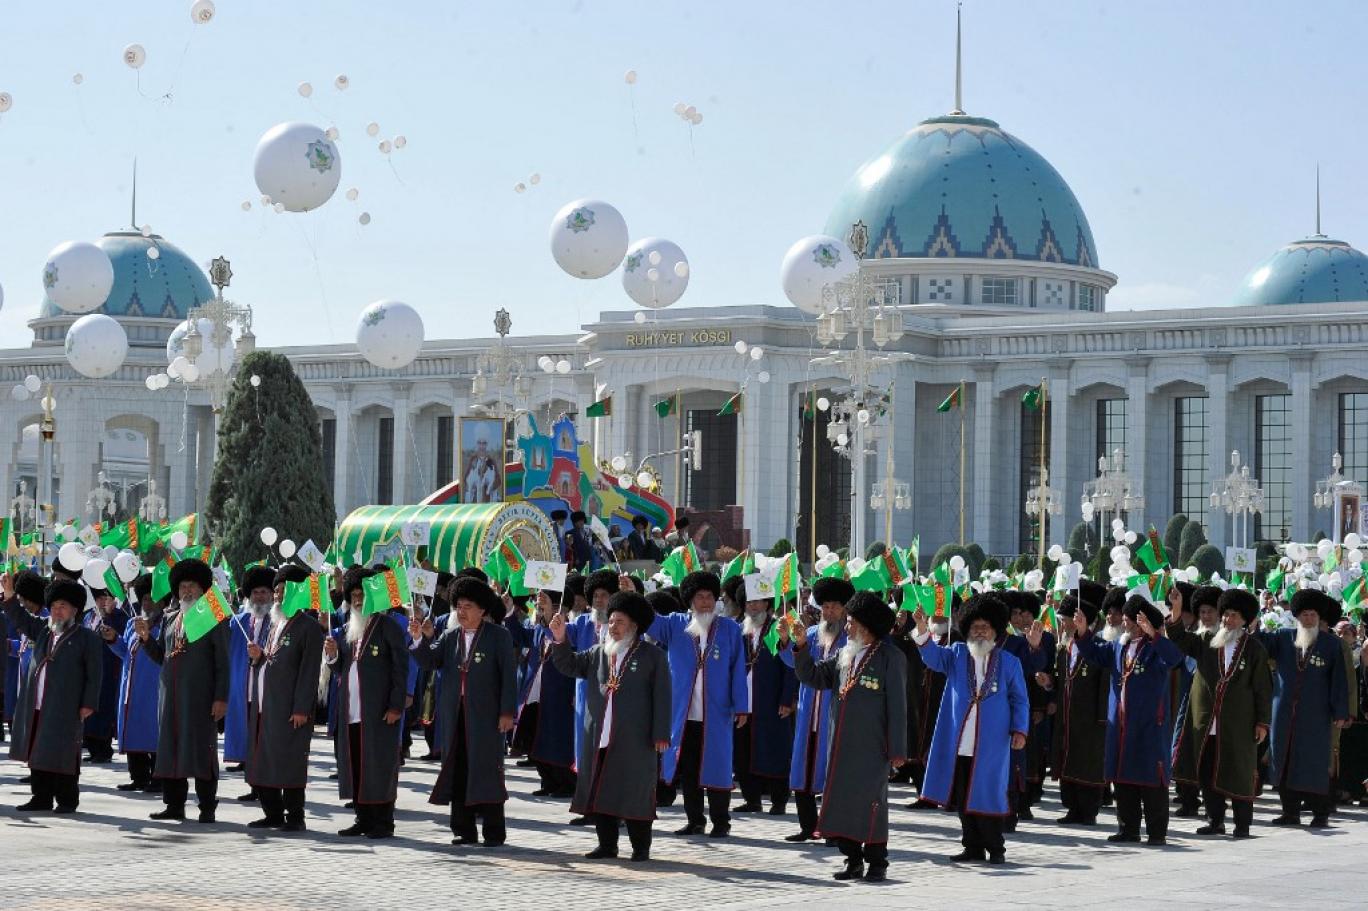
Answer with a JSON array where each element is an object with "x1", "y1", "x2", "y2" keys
[
  {"x1": 563, "y1": 570, "x2": 617, "y2": 823},
  {"x1": 733, "y1": 578, "x2": 797, "y2": 816},
  {"x1": 915, "y1": 593, "x2": 1029, "y2": 865},
  {"x1": 104, "y1": 575, "x2": 162, "y2": 791},
  {"x1": 224, "y1": 566, "x2": 276, "y2": 785},
  {"x1": 647, "y1": 570, "x2": 747, "y2": 838},
  {"x1": 507, "y1": 585, "x2": 576, "y2": 796},
  {"x1": 1259, "y1": 588, "x2": 1350, "y2": 828},
  {"x1": 777, "y1": 577, "x2": 851, "y2": 841},
  {"x1": 81, "y1": 583, "x2": 127, "y2": 763},
  {"x1": 1073, "y1": 594, "x2": 1186, "y2": 845}
]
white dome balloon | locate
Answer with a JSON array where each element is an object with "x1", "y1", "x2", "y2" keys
[
  {"x1": 113, "y1": 551, "x2": 141, "y2": 583},
  {"x1": 83, "y1": 558, "x2": 112, "y2": 589},
  {"x1": 58, "y1": 542, "x2": 88, "y2": 572},
  {"x1": 278, "y1": 539, "x2": 297, "y2": 559},
  {"x1": 190, "y1": 0, "x2": 216, "y2": 24},
  {"x1": 780, "y1": 235, "x2": 857, "y2": 314},
  {"x1": 623, "y1": 237, "x2": 689, "y2": 308},
  {"x1": 123, "y1": 44, "x2": 146, "y2": 69},
  {"x1": 549, "y1": 199, "x2": 629, "y2": 280},
  {"x1": 253, "y1": 122, "x2": 341, "y2": 213},
  {"x1": 43, "y1": 241, "x2": 114, "y2": 314},
  {"x1": 166, "y1": 320, "x2": 192, "y2": 362},
  {"x1": 260, "y1": 526, "x2": 278, "y2": 546},
  {"x1": 356, "y1": 300, "x2": 424, "y2": 370},
  {"x1": 65, "y1": 314, "x2": 128, "y2": 379}
]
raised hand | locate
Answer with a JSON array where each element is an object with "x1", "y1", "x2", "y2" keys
[
  {"x1": 100, "y1": 625, "x2": 117, "y2": 643},
  {"x1": 408, "y1": 615, "x2": 424, "y2": 642},
  {"x1": 1072, "y1": 607, "x2": 1089, "y2": 636},
  {"x1": 1136, "y1": 613, "x2": 1157, "y2": 640},
  {"x1": 1025, "y1": 619, "x2": 1044, "y2": 650},
  {"x1": 134, "y1": 617, "x2": 150, "y2": 642},
  {"x1": 246, "y1": 641, "x2": 263, "y2": 661},
  {"x1": 323, "y1": 636, "x2": 338, "y2": 660},
  {"x1": 497, "y1": 713, "x2": 514, "y2": 733},
  {"x1": 790, "y1": 618, "x2": 808, "y2": 649},
  {"x1": 548, "y1": 611, "x2": 567, "y2": 644},
  {"x1": 211, "y1": 700, "x2": 227, "y2": 721},
  {"x1": 913, "y1": 608, "x2": 928, "y2": 637}
]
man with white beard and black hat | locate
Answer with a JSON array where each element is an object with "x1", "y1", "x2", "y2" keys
[
  {"x1": 563, "y1": 568, "x2": 619, "y2": 825},
  {"x1": 549, "y1": 589, "x2": 673, "y2": 862},
  {"x1": 139, "y1": 558, "x2": 230, "y2": 823},
  {"x1": 107, "y1": 573, "x2": 162, "y2": 793},
  {"x1": 1166, "y1": 587, "x2": 1271, "y2": 838},
  {"x1": 3, "y1": 575, "x2": 102, "y2": 813},
  {"x1": 1257, "y1": 588, "x2": 1350, "y2": 828},
  {"x1": 243, "y1": 563, "x2": 324, "y2": 832},
  {"x1": 81, "y1": 579, "x2": 126, "y2": 764},
  {"x1": 789, "y1": 591, "x2": 907, "y2": 881},
  {"x1": 1044, "y1": 590, "x2": 1110, "y2": 826},
  {"x1": 225, "y1": 565, "x2": 277, "y2": 781},
  {"x1": 324, "y1": 565, "x2": 409, "y2": 838},
  {"x1": 409, "y1": 575, "x2": 517, "y2": 847},
  {"x1": 733, "y1": 576, "x2": 796, "y2": 817},
  {"x1": 777, "y1": 576, "x2": 852, "y2": 842}
]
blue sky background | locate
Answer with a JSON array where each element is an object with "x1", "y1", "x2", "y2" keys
[{"x1": 0, "y1": 0, "x2": 1362, "y2": 347}]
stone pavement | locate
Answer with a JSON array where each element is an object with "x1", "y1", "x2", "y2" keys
[{"x1": 0, "y1": 736, "x2": 1360, "y2": 910}]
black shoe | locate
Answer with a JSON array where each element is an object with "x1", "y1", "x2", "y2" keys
[
  {"x1": 419, "y1": 752, "x2": 440, "y2": 761},
  {"x1": 1270, "y1": 814, "x2": 1301, "y2": 827},
  {"x1": 226, "y1": 763, "x2": 245, "y2": 773},
  {"x1": 987, "y1": 851, "x2": 1005, "y2": 865},
  {"x1": 365, "y1": 828, "x2": 393, "y2": 839},
  {"x1": 1195, "y1": 823, "x2": 1225, "y2": 836},
  {"x1": 344, "y1": 801, "x2": 355, "y2": 809},
  {"x1": 907, "y1": 798, "x2": 937, "y2": 811},
  {"x1": 516, "y1": 758, "x2": 536, "y2": 767},
  {"x1": 197, "y1": 808, "x2": 216, "y2": 824},
  {"x1": 784, "y1": 831, "x2": 816, "y2": 842},
  {"x1": 532, "y1": 788, "x2": 553, "y2": 797},
  {"x1": 1308, "y1": 816, "x2": 1331, "y2": 829},
  {"x1": 832, "y1": 861, "x2": 864, "y2": 881},
  {"x1": 1057, "y1": 812, "x2": 1080, "y2": 825},
  {"x1": 630, "y1": 849, "x2": 650, "y2": 862},
  {"x1": 767, "y1": 804, "x2": 787, "y2": 816},
  {"x1": 247, "y1": 817, "x2": 284, "y2": 829},
  {"x1": 150, "y1": 807, "x2": 185, "y2": 821},
  {"x1": 18, "y1": 776, "x2": 31, "y2": 784},
  {"x1": 1233, "y1": 827, "x2": 1254, "y2": 839},
  {"x1": 708, "y1": 824, "x2": 730, "y2": 838},
  {"x1": 1107, "y1": 832, "x2": 1140, "y2": 843},
  {"x1": 673, "y1": 823, "x2": 705, "y2": 836},
  {"x1": 116, "y1": 781, "x2": 145, "y2": 792},
  {"x1": 142, "y1": 780, "x2": 163, "y2": 794},
  {"x1": 551, "y1": 789, "x2": 575, "y2": 798},
  {"x1": 569, "y1": 815, "x2": 591, "y2": 826},
  {"x1": 53, "y1": 805, "x2": 78, "y2": 815},
  {"x1": 451, "y1": 835, "x2": 480, "y2": 845},
  {"x1": 1146, "y1": 836, "x2": 1167, "y2": 846},
  {"x1": 281, "y1": 819, "x2": 306, "y2": 833},
  {"x1": 1003, "y1": 816, "x2": 1017, "y2": 833},
  {"x1": 584, "y1": 846, "x2": 618, "y2": 859},
  {"x1": 864, "y1": 865, "x2": 888, "y2": 882},
  {"x1": 733, "y1": 802, "x2": 762, "y2": 813},
  {"x1": 1016, "y1": 806, "x2": 1034, "y2": 821},
  {"x1": 236, "y1": 792, "x2": 258, "y2": 802},
  {"x1": 482, "y1": 839, "x2": 506, "y2": 848},
  {"x1": 338, "y1": 823, "x2": 367, "y2": 837},
  {"x1": 1173, "y1": 806, "x2": 1199, "y2": 818},
  {"x1": 16, "y1": 799, "x2": 52, "y2": 812},
  {"x1": 328, "y1": 772, "x2": 339, "y2": 780},
  {"x1": 950, "y1": 849, "x2": 985, "y2": 862}
]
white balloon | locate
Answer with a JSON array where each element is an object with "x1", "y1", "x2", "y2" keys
[
  {"x1": 648, "y1": 251, "x2": 662, "y2": 267},
  {"x1": 180, "y1": 362, "x2": 200, "y2": 383},
  {"x1": 780, "y1": 235, "x2": 858, "y2": 314},
  {"x1": 72, "y1": 73, "x2": 83, "y2": 85},
  {"x1": 356, "y1": 300, "x2": 424, "y2": 370},
  {"x1": 147, "y1": 246, "x2": 161, "y2": 261},
  {"x1": 170, "y1": 355, "x2": 189, "y2": 378},
  {"x1": 253, "y1": 122, "x2": 341, "y2": 213},
  {"x1": 394, "y1": 136, "x2": 407, "y2": 149},
  {"x1": 1112, "y1": 528, "x2": 1126, "y2": 543},
  {"x1": 65, "y1": 314, "x2": 128, "y2": 379},
  {"x1": 345, "y1": 187, "x2": 359, "y2": 201},
  {"x1": 1317, "y1": 539, "x2": 1334, "y2": 557},
  {"x1": 646, "y1": 267, "x2": 659, "y2": 282},
  {"x1": 324, "y1": 126, "x2": 339, "y2": 141},
  {"x1": 610, "y1": 456, "x2": 627, "y2": 473},
  {"x1": 24, "y1": 374, "x2": 40, "y2": 393},
  {"x1": 298, "y1": 81, "x2": 313, "y2": 98},
  {"x1": 684, "y1": 105, "x2": 697, "y2": 119},
  {"x1": 155, "y1": 373, "x2": 171, "y2": 389},
  {"x1": 514, "y1": 182, "x2": 526, "y2": 194},
  {"x1": 1112, "y1": 518, "x2": 1126, "y2": 531},
  {"x1": 750, "y1": 346, "x2": 764, "y2": 361},
  {"x1": 623, "y1": 237, "x2": 689, "y2": 308},
  {"x1": 366, "y1": 122, "x2": 380, "y2": 137},
  {"x1": 378, "y1": 140, "x2": 391, "y2": 154},
  {"x1": 43, "y1": 241, "x2": 114, "y2": 314},
  {"x1": 334, "y1": 74, "x2": 350, "y2": 90},
  {"x1": 1047, "y1": 544, "x2": 1064, "y2": 561},
  {"x1": 556, "y1": 359, "x2": 571, "y2": 375},
  {"x1": 527, "y1": 171, "x2": 537, "y2": 184},
  {"x1": 0, "y1": 92, "x2": 11, "y2": 113},
  {"x1": 549, "y1": 199, "x2": 629, "y2": 280},
  {"x1": 58, "y1": 542, "x2": 88, "y2": 572},
  {"x1": 144, "y1": 375, "x2": 158, "y2": 391},
  {"x1": 241, "y1": 201, "x2": 252, "y2": 211},
  {"x1": 279, "y1": 539, "x2": 297, "y2": 559},
  {"x1": 83, "y1": 558, "x2": 111, "y2": 588},
  {"x1": 816, "y1": 544, "x2": 831, "y2": 559},
  {"x1": 757, "y1": 370, "x2": 770, "y2": 384},
  {"x1": 674, "y1": 261, "x2": 689, "y2": 278},
  {"x1": 114, "y1": 551, "x2": 141, "y2": 583},
  {"x1": 948, "y1": 555, "x2": 966, "y2": 571},
  {"x1": 690, "y1": 111, "x2": 703, "y2": 125},
  {"x1": 168, "y1": 531, "x2": 188, "y2": 551},
  {"x1": 190, "y1": 0, "x2": 215, "y2": 24},
  {"x1": 260, "y1": 526, "x2": 278, "y2": 546},
  {"x1": 102, "y1": 545, "x2": 119, "y2": 562},
  {"x1": 122, "y1": 44, "x2": 146, "y2": 69},
  {"x1": 624, "y1": 69, "x2": 637, "y2": 84},
  {"x1": 1124, "y1": 530, "x2": 1138, "y2": 545},
  {"x1": 1350, "y1": 550, "x2": 1364, "y2": 565},
  {"x1": 633, "y1": 310, "x2": 646, "y2": 324},
  {"x1": 11, "y1": 385, "x2": 28, "y2": 401},
  {"x1": 166, "y1": 320, "x2": 191, "y2": 363},
  {"x1": 1346, "y1": 532, "x2": 1362, "y2": 549},
  {"x1": 673, "y1": 101, "x2": 686, "y2": 115},
  {"x1": 249, "y1": 374, "x2": 261, "y2": 387},
  {"x1": 358, "y1": 212, "x2": 371, "y2": 226}
]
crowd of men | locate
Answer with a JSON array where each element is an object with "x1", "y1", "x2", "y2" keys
[{"x1": 1, "y1": 552, "x2": 1363, "y2": 880}]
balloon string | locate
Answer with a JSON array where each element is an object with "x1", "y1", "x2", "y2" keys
[
  {"x1": 407, "y1": 414, "x2": 428, "y2": 499},
  {"x1": 386, "y1": 157, "x2": 406, "y2": 187},
  {"x1": 628, "y1": 88, "x2": 639, "y2": 145},
  {"x1": 161, "y1": 35, "x2": 195, "y2": 104},
  {"x1": 74, "y1": 86, "x2": 94, "y2": 136},
  {"x1": 295, "y1": 220, "x2": 337, "y2": 343}
]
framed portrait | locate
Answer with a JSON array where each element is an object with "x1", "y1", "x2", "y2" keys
[{"x1": 459, "y1": 417, "x2": 507, "y2": 504}]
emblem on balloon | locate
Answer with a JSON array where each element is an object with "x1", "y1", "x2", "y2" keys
[
  {"x1": 43, "y1": 265, "x2": 57, "y2": 290},
  {"x1": 305, "y1": 141, "x2": 336, "y2": 174}
]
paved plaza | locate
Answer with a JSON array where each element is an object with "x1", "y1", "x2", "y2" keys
[{"x1": 0, "y1": 736, "x2": 1357, "y2": 910}]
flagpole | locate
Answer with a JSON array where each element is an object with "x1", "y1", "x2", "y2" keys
[
  {"x1": 1038, "y1": 376, "x2": 1048, "y2": 569},
  {"x1": 673, "y1": 389, "x2": 682, "y2": 510},
  {"x1": 958, "y1": 379, "x2": 966, "y2": 544},
  {"x1": 809, "y1": 390, "x2": 818, "y2": 564}
]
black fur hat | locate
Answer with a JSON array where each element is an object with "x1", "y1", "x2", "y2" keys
[{"x1": 679, "y1": 571, "x2": 721, "y2": 608}]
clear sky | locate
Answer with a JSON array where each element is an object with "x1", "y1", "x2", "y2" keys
[{"x1": 0, "y1": 0, "x2": 1363, "y2": 348}]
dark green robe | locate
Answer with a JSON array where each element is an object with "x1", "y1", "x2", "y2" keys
[
  {"x1": 1049, "y1": 638, "x2": 1111, "y2": 786},
  {"x1": 1170, "y1": 628, "x2": 1272, "y2": 799},
  {"x1": 794, "y1": 637, "x2": 907, "y2": 844},
  {"x1": 246, "y1": 613, "x2": 324, "y2": 789},
  {"x1": 3, "y1": 600, "x2": 101, "y2": 776},
  {"x1": 413, "y1": 620, "x2": 517, "y2": 806},
  {"x1": 144, "y1": 608, "x2": 230, "y2": 781},
  {"x1": 552, "y1": 637, "x2": 672, "y2": 820},
  {"x1": 330, "y1": 614, "x2": 409, "y2": 803}
]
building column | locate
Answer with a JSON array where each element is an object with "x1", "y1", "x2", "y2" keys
[
  {"x1": 194, "y1": 407, "x2": 216, "y2": 515},
  {"x1": 889, "y1": 367, "x2": 917, "y2": 548},
  {"x1": 392, "y1": 384, "x2": 410, "y2": 504},
  {"x1": 1047, "y1": 367, "x2": 1071, "y2": 547},
  {"x1": 1290, "y1": 354, "x2": 1314, "y2": 542},
  {"x1": 333, "y1": 385, "x2": 352, "y2": 519},
  {"x1": 1125, "y1": 357, "x2": 1150, "y2": 531},
  {"x1": 742, "y1": 378, "x2": 787, "y2": 550},
  {"x1": 1205, "y1": 355, "x2": 1231, "y2": 550},
  {"x1": 971, "y1": 366, "x2": 997, "y2": 552}
]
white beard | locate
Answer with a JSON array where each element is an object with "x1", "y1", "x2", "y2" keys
[
  {"x1": 1195, "y1": 622, "x2": 1216, "y2": 636},
  {"x1": 1117, "y1": 631, "x2": 1132, "y2": 648},
  {"x1": 685, "y1": 610, "x2": 715, "y2": 640},
  {"x1": 931, "y1": 621, "x2": 950, "y2": 642},
  {"x1": 741, "y1": 612, "x2": 768, "y2": 638},
  {"x1": 1102, "y1": 623, "x2": 1122, "y2": 643},
  {"x1": 1210, "y1": 625, "x2": 1243, "y2": 650},
  {"x1": 1295, "y1": 624, "x2": 1319, "y2": 651},
  {"x1": 270, "y1": 603, "x2": 286, "y2": 629},
  {"x1": 1057, "y1": 628, "x2": 1074, "y2": 648},
  {"x1": 967, "y1": 638, "x2": 994, "y2": 661},
  {"x1": 247, "y1": 600, "x2": 269, "y2": 619},
  {"x1": 593, "y1": 608, "x2": 609, "y2": 626},
  {"x1": 818, "y1": 620, "x2": 839, "y2": 650},
  {"x1": 48, "y1": 616, "x2": 73, "y2": 635},
  {"x1": 345, "y1": 610, "x2": 369, "y2": 645},
  {"x1": 178, "y1": 598, "x2": 197, "y2": 614},
  {"x1": 604, "y1": 634, "x2": 635, "y2": 659},
  {"x1": 837, "y1": 637, "x2": 865, "y2": 677}
]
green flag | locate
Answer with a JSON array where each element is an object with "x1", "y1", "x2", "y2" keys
[
  {"x1": 719, "y1": 393, "x2": 742, "y2": 416},
  {"x1": 659, "y1": 542, "x2": 701, "y2": 585},
  {"x1": 1133, "y1": 527, "x2": 1169, "y2": 573},
  {"x1": 154, "y1": 514, "x2": 199, "y2": 549},
  {"x1": 184, "y1": 586, "x2": 232, "y2": 644},
  {"x1": 907, "y1": 535, "x2": 920, "y2": 574},
  {"x1": 150, "y1": 555, "x2": 177, "y2": 603},
  {"x1": 362, "y1": 568, "x2": 410, "y2": 616},
  {"x1": 930, "y1": 562, "x2": 952, "y2": 587},
  {"x1": 720, "y1": 549, "x2": 754, "y2": 582},
  {"x1": 586, "y1": 397, "x2": 612, "y2": 418},
  {"x1": 101, "y1": 565, "x2": 126, "y2": 602},
  {"x1": 850, "y1": 559, "x2": 891, "y2": 593},
  {"x1": 1265, "y1": 566, "x2": 1285, "y2": 597},
  {"x1": 100, "y1": 518, "x2": 150, "y2": 553},
  {"x1": 654, "y1": 394, "x2": 678, "y2": 419},
  {"x1": 907, "y1": 583, "x2": 951, "y2": 619},
  {"x1": 1341, "y1": 575, "x2": 1365, "y2": 608},
  {"x1": 1040, "y1": 602, "x2": 1060, "y2": 634},
  {"x1": 936, "y1": 385, "x2": 962, "y2": 413},
  {"x1": 483, "y1": 537, "x2": 529, "y2": 596},
  {"x1": 816, "y1": 559, "x2": 847, "y2": 580},
  {"x1": 875, "y1": 547, "x2": 912, "y2": 586},
  {"x1": 283, "y1": 574, "x2": 329, "y2": 618},
  {"x1": 1022, "y1": 384, "x2": 1043, "y2": 410},
  {"x1": 772, "y1": 553, "x2": 800, "y2": 604}
]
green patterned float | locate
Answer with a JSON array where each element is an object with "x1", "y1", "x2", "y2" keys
[{"x1": 335, "y1": 502, "x2": 559, "y2": 573}]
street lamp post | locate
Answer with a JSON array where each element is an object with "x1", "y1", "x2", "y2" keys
[
  {"x1": 181, "y1": 257, "x2": 255, "y2": 413},
  {"x1": 1313, "y1": 452, "x2": 1364, "y2": 543},
  {"x1": 87, "y1": 470, "x2": 118, "y2": 520},
  {"x1": 1210, "y1": 449, "x2": 1263, "y2": 550},
  {"x1": 1025, "y1": 466, "x2": 1062, "y2": 559},
  {"x1": 1081, "y1": 448, "x2": 1144, "y2": 562}
]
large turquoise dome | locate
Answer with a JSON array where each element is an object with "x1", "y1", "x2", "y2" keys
[
  {"x1": 825, "y1": 114, "x2": 1098, "y2": 267},
  {"x1": 1231, "y1": 236, "x2": 1368, "y2": 306},
  {"x1": 39, "y1": 231, "x2": 213, "y2": 320}
]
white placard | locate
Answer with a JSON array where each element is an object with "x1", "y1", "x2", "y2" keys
[
  {"x1": 745, "y1": 571, "x2": 776, "y2": 602},
  {"x1": 523, "y1": 560, "x2": 567, "y2": 592},
  {"x1": 407, "y1": 566, "x2": 439, "y2": 598},
  {"x1": 1225, "y1": 546, "x2": 1256, "y2": 574},
  {"x1": 1054, "y1": 562, "x2": 1081, "y2": 591},
  {"x1": 296, "y1": 539, "x2": 326, "y2": 573},
  {"x1": 401, "y1": 521, "x2": 431, "y2": 547}
]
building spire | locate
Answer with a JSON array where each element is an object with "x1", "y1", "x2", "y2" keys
[
  {"x1": 951, "y1": 3, "x2": 965, "y2": 115},
  {"x1": 131, "y1": 158, "x2": 138, "y2": 230},
  {"x1": 1315, "y1": 163, "x2": 1322, "y2": 236}
]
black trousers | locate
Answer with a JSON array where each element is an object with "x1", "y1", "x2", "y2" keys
[
  {"x1": 127, "y1": 751, "x2": 155, "y2": 785},
  {"x1": 84, "y1": 735, "x2": 114, "y2": 762},
  {"x1": 1175, "y1": 780, "x2": 1201, "y2": 811},
  {"x1": 595, "y1": 814, "x2": 651, "y2": 855},
  {"x1": 734, "y1": 725, "x2": 790, "y2": 811},
  {"x1": 1059, "y1": 779, "x2": 1103, "y2": 822},
  {"x1": 951, "y1": 755, "x2": 1005, "y2": 853},
  {"x1": 30, "y1": 769, "x2": 79, "y2": 809},
  {"x1": 162, "y1": 775, "x2": 217, "y2": 810},
  {"x1": 535, "y1": 761, "x2": 576, "y2": 794},
  {"x1": 1280, "y1": 787, "x2": 1330, "y2": 820},
  {"x1": 347, "y1": 723, "x2": 395, "y2": 833},
  {"x1": 450, "y1": 710, "x2": 507, "y2": 844},
  {"x1": 835, "y1": 837, "x2": 888, "y2": 868},
  {"x1": 1199, "y1": 737, "x2": 1252, "y2": 830},
  {"x1": 257, "y1": 787, "x2": 305, "y2": 823},
  {"x1": 1113, "y1": 782, "x2": 1168, "y2": 839},
  {"x1": 795, "y1": 792, "x2": 819, "y2": 836},
  {"x1": 678, "y1": 720, "x2": 730, "y2": 828}
]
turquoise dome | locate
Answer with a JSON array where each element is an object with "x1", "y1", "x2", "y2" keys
[
  {"x1": 825, "y1": 114, "x2": 1098, "y2": 267},
  {"x1": 39, "y1": 231, "x2": 212, "y2": 320},
  {"x1": 1231, "y1": 236, "x2": 1368, "y2": 306}
]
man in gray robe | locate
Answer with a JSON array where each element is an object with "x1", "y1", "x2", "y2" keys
[
  {"x1": 139, "y1": 558, "x2": 230, "y2": 823},
  {"x1": 244, "y1": 564, "x2": 324, "y2": 832},
  {"x1": 410, "y1": 576, "x2": 517, "y2": 846},
  {"x1": 790, "y1": 592, "x2": 907, "y2": 882},
  {"x1": 4, "y1": 576, "x2": 101, "y2": 813},
  {"x1": 550, "y1": 590, "x2": 672, "y2": 862},
  {"x1": 324, "y1": 566, "x2": 409, "y2": 838}
]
